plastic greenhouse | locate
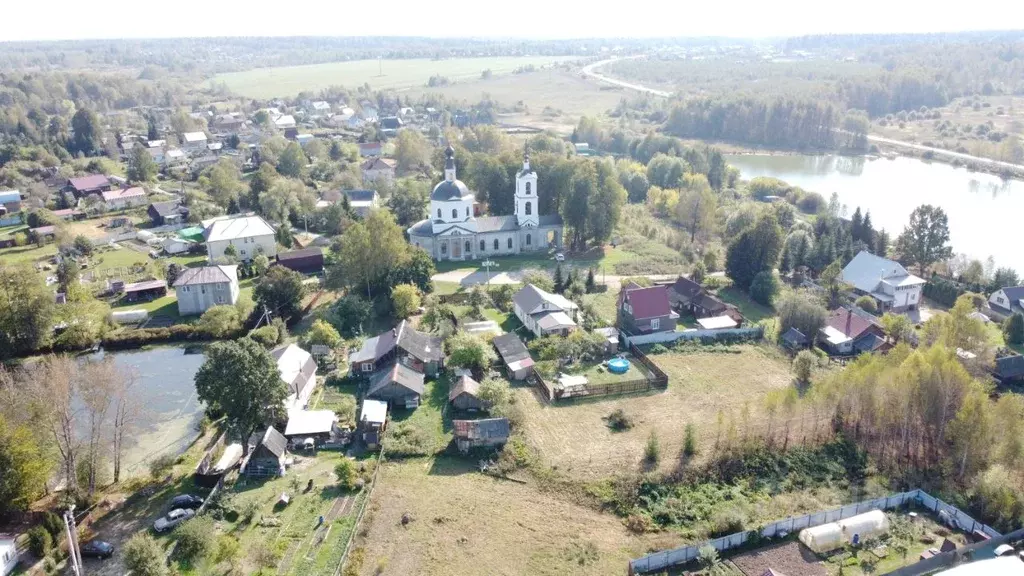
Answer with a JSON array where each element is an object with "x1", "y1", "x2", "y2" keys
[{"x1": 798, "y1": 510, "x2": 890, "y2": 553}]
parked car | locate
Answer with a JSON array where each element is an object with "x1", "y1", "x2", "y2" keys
[
  {"x1": 554, "y1": 252, "x2": 565, "y2": 262},
  {"x1": 80, "y1": 540, "x2": 115, "y2": 559},
  {"x1": 169, "y1": 494, "x2": 204, "y2": 510},
  {"x1": 153, "y1": 508, "x2": 195, "y2": 532}
]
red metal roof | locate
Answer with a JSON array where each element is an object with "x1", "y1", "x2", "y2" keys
[
  {"x1": 826, "y1": 308, "x2": 877, "y2": 339},
  {"x1": 68, "y1": 174, "x2": 110, "y2": 191},
  {"x1": 619, "y1": 284, "x2": 672, "y2": 320}
]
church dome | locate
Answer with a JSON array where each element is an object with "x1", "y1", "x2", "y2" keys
[{"x1": 431, "y1": 179, "x2": 470, "y2": 201}]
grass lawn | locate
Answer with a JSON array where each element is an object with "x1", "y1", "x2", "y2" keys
[
  {"x1": 208, "y1": 56, "x2": 580, "y2": 99},
  {"x1": 312, "y1": 376, "x2": 357, "y2": 427},
  {"x1": 432, "y1": 280, "x2": 462, "y2": 296},
  {"x1": 567, "y1": 356, "x2": 651, "y2": 386},
  {"x1": 350, "y1": 456, "x2": 669, "y2": 576},
  {"x1": 515, "y1": 345, "x2": 795, "y2": 479},
  {"x1": 388, "y1": 377, "x2": 453, "y2": 454},
  {"x1": 718, "y1": 286, "x2": 776, "y2": 323},
  {"x1": 0, "y1": 241, "x2": 57, "y2": 264}
]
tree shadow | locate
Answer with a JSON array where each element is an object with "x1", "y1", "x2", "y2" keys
[{"x1": 428, "y1": 454, "x2": 482, "y2": 477}]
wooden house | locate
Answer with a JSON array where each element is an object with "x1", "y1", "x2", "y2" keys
[
  {"x1": 449, "y1": 374, "x2": 487, "y2": 411},
  {"x1": 452, "y1": 418, "x2": 510, "y2": 453},
  {"x1": 245, "y1": 427, "x2": 287, "y2": 477},
  {"x1": 366, "y1": 363, "x2": 425, "y2": 409},
  {"x1": 349, "y1": 320, "x2": 444, "y2": 376},
  {"x1": 360, "y1": 399, "x2": 388, "y2": 450}
]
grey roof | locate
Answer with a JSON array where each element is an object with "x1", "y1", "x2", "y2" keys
[
  {"x1": 477, "y1": 215, "x2": 519, "y2": 233},
  {"x1": 841, "y1": 250, "x2": 924, "y2": 294},
  {"x1": 452, "y1": 418, "x2": 510, "y2": 440},
  {"x1": 493, "y1": 333, "x2": 531, "y2": 364},
  {"x1": 408, "y1": 219, "x2": 433, "y2": 236},
  {"x1": 360, "y1": 157, "x2": 393, "y2": 171},
  {"x1": 449, "y1": 375, "x2": 481, "y2": 402},
  {"x1": 1001, "y1": 286, "x2": 1024, "y2": 302},
  {"x1": 669, "y1": 276, "x2": 703, "y2": 302},
  {"x1": 853, "y1": 332, "x2": 888, "y2": 354},
  {"x1": 276, "y1": 247, "x2": 323, "y2": 262},
  {"x1": 173, "y1": 265, "x2": 236, "y2": 287},
  {"x1": 692, "y1": 292, "x2": 728, "y2": 313},
  {"x1": 344, "y1": 189, "x2": 377, "y2": 203},
  {"x1": 781, "y1": 327, "x2": 808, "y2": 345},
  {"x1": 349, "y1": 320, "x2": 443, "y2": 364},
  {"x1": 513, "y1": 284, "x2": 547, "y2": 316},
  {"x1": 367, "y1": 362, "x2": 425, "y2": 397},
  {"x1": 149, "y1": 200, "x2": 187, "y2": 217},
  {"x1": 996, "y1": 355, "x2": 1024, "y2": 379},
  {"x1": 538, "y1": 214, "x2": 563, "y2": 227},
  {"x1": 431, "y1": 179, "x2": 470, "y2": 201},
  {"x1": 256, "y1": 426, "x2": 287, "y2": 458}
]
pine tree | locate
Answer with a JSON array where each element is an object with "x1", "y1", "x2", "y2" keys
[
  {"x1": 850, "y1": 207, "x2": 863, "y2": 244},
  {"x1": 553, "y1": 263, "x2": 564, "y2": 293},
  {"x1": 585, "y1": 268, "x2": 596, "y2": 293},
  {"x1": 861, "y1": 212, "x2": 875, "y2": 246}
]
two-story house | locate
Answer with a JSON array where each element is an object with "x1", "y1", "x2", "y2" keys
[
  {"x1": 181, "y1": 132, "x2": 209, "y2": 155},
  {"x1": 173, "y1": 265, "x2": 240, "y2": 316},
  {"x1": 988, "y1": 286, "x2": 1024, "y2": 321},
  {"x1": 203, "y1": 214, "x2": 277, "y2": 262},
  {"x1": 841, "y1": 251, "x2": 925, "y2": 313},
  {"x1": 349, "y1": 320, "x2": 444, "y2": 377},
  {"x1": 273, "y1": 343, "x2": 318, "y2": 412},
  {"x1": 360, "y1": 157, "x2": 396, "y2": 184},
  {"x1": 342, "y1": 189, "x2": 380, "y2": 217},
  {"x1": 512, "y1": 283, "x2": 578, "y2": 338},
  {"x1": 102, "y1": 187, "x2": 147, "y2": 211},
  {"x1": 617, "y1": 282, "x2": 678, "y2": 335}
]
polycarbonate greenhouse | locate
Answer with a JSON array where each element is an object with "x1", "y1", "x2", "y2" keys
[{"x1": 798, "y1": 510, "x2": 890, "y2": 553}]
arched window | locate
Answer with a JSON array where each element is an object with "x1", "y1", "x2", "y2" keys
[
  {"x1": 480, "y1": 240, "x2": 486, "y2": 251},
  {"x1": 525, "y1": 182, "x2": 531, "y2": 195},
  {"x1": 525, "y1": 201, "x2": 532, "y2": 215},
  {"x1": 493, "y1": 238, "x2": 499, "y2": 250},
  {"x1": 452, "y1": 208, "x2": 458, "y2": 219},
  {"x1": 526, "y1": 234, "x2": 532, "y2": 246},
  {"x1": 465, "y1": 240, "x2": 471, "y2": 253},
  {"x1": 441, "y1": 243, "x2": 447, "y2": 254},
  {"x1": 507, "y1": 238, "x2": 513, "y2": 249},
  {"x1": 436, "y1": 208, "x2": 441, "y2": 219}
]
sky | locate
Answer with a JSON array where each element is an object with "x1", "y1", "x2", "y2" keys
[{"x1": 3, "y1": 0, "x2": 1024, "y2": 42}]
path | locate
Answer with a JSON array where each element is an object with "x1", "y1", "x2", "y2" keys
[{"x1": 582, "y1": 56, "x2": 1024, "y2": 174}]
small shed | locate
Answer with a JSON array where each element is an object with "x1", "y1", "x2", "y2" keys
[
  {"x1": 493, "y1": 333, "x2": 534, "y2": 380},
  {"x1": 122, "y1": 279, "x2": 168, "y2": 302},
  {"x1": 781, "y1": 327, "x2": 809, "y2": 350},
  {"x1": 366, "y1": 363, "x2": 424, "y2": 409},
  {"x1": 697, "y1": 315, "x2": 738, "y2": 330},
  {"x1": 284, "y1": 410, "x2": 337, "y2": 446},
  {"x1": 593, "y1": 327, "x2": 620, "y2": 355},
  {"x1": 245, "y1": 426, "x2": 288, "y2": 478},
  {"x1": 995, "y1": 355, "x2": 1024, "y2": 383},
  {"x1": 276, "y1": 247, "x2": 324, "y2": 274},
  {"x1": 360, "y1": 399, "x2": 388, "y2": 449},
  {"x1": 449, "y1": 374, "x2": 487, "y2": 411},
  {"x1": 452, "y1": 418, "x2": 510, "y2": 453}
]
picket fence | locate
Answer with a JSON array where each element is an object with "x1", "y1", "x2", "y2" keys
[
  {"x1": 629, "y1": 488, "x2": 1001, "y2": 574},
  {"x1": 623, "y1": 326, "x2": 763, "y2": 347}
]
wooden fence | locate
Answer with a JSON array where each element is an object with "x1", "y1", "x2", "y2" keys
[
  {"x1": 534, "y1": 344, "x2": 668, "y2": 402},
  {"x1": 332, "y1": 449, "x2": 386, "y2": 576}
]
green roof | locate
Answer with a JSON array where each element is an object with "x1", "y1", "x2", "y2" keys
[{"x1": 178, "y1": 227, "x2": 205, "y2": 242}]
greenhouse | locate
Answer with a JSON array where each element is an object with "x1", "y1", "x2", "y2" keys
[{"x1": 798, "y1": 510, "x2": 890, "y2": 553}]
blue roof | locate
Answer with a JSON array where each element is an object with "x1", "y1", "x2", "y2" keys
[{"x1": 0, "y1": 191, "x2": 21, "y2": 203}]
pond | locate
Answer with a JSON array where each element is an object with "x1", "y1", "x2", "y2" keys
[
  {"x1": 726, "y1": 154, "x2": 1024, "y2": 274},
  {"x1": 87, "y1": 346, "x2": 206, "y2": 478}
]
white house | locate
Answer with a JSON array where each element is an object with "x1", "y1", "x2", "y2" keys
[
  {"x1": 172, "y1": 265, "x2": 239, "y2": 316},
  {"x1": 1, "y1": 536, "x2": 19, "y2": 576},
  {"x1": 841, "y1": 250, "x2": 925, "y2": 313},
  {"x1": 203, "y1": 214, "x2": 277, "y2": 262},
  {"x1": 102, "y1": 186, "x2": 147, "y2": 210},
  {"x1": 182, "y1": 132, "x2": 208, "y2": 154},
  {"x1": 308, "y1": 101, "x2": 332, "y2": 115},
  {"x1": 166, "y1": 148, "x2": 186, "y2": 166},
  {"x1": 274, "y1": 115, "x2": 297, "y2": 130},
  {"x1": 512, "y1": 283, "x2": 578, "y2": 338},
  {"x1": 273, "y1": 344, "x2": 318, "y2": 411},
  {"x1": 988, "y1": 286, "x2": 1024, "y2": 320},
  {"x1": 360, "y1": 157, "x2": 395, "y2": 184}
]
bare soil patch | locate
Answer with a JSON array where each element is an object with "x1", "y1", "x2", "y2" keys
[{"x1": 731, "y1": 541, "x2": 828, "y2": 576}]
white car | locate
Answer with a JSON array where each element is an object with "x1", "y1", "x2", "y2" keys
[
  {"x1": 554, "y1": 253, "x2": 565, "y2": 262},
  {"x1": 153, "y1": 508, "x2": 195, "y2": 532}
]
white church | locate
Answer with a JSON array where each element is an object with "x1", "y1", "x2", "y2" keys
[{"x1": 407, "y1": 145, "x2": 564, "y2": 261}]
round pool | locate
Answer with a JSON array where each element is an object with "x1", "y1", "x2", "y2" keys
[{"x1": 608, "y1": 358, "x2": 630, "y2": 374}]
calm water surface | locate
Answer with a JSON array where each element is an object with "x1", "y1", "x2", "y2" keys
[{"x1": 725, "y1": 154, "x2": 1024, "y2": 273}]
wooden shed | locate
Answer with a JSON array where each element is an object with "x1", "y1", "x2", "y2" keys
[
  {"x1": 449, "y1": 374, "x2": 488, "y2": 412},
  {"x1": 452, "y1": 418, "x2": 510, "y2": 453},
  {"x1": 366, "y1": 362, "x2": 425, "y2": 409},
  {"x1": 244, "y1": 426, "x2": 287, "y2": 478},
  {"x1": 275, "y1": 247, "x2": 324, "y2": 275}
]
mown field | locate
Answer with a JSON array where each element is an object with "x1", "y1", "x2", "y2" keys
[
  {"x1": 207, "y1": 56, "x2": 581, "y2": 99},
  {"x1": 515, "y1": 345, "x2": 797, "y2": 479}
]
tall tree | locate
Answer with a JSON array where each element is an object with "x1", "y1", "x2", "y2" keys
[
  {"x1": 248, "y1": 162, "x2": 278, "y2": 209},
  {"x1": 393, "y1": 129, "x2": 430, "y2": 172},
  {"x1": 0, "y1": 263, "x2": 56, "y2": 358},
  {"x1": 895, "y1": 204, "x2": 953, "y2": 275},
  {"x1": 127, "y1": 144, "x2": 158, "y2": 183},
  {"x1": 254, "y1": 266, "x2": 306, "y2": 321},
  {"x1": 387, "y1": 179, "x2": 429, "y2": 227},
  {"x1": 276, "y1": 142, "x2": 306, "y2": 178},
  {"x1": 0, "y1": 416, "x2": 51, "y2": 515},
  {"x1": 70, "y1": 107, "x2": 101, "y2": 156},
  {"x1": 30, "y1": 356, "x2": 81, "y2": 495},
  {"x1": 330, "y1": 210, "x2": 410, "y2": 298},
  {"x1": 80, "y1": 359, "x2": 116, "y2": 496},
  {"x1": 675, "y1": 177, "x2": 717, "y2": 242},
  {"x1": 725, "y1": 213, "x2": 784, "y2": 290},
  {"x1": 199, "y1": 159, "x2": 244, "y2": 208},
  {"x1": 194, "y1": 339, "x2": 287, "y2": 455}
]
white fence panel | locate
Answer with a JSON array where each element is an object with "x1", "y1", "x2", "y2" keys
[
  {"x1": 624, "y1": 327, "x2": 763, "y2": 346},
  {"x1": 629, "y1": 490, "x2": 979, "y2": 574}
]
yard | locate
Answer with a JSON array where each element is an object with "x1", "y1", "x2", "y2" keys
[
  {"x1": 207, "y1": 56, "x2": 581, "y2": 99},
  {"x1": 515, "y1": 345, "x2": 796, "y2": 479},
  {"x1": 349, "y1": 456, "x2": 676, "y2": 576}
]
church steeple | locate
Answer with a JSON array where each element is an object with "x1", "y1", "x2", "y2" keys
[
  {"x1": 444, "y1": 144, "x2": 456, "y2": 182},
  {"x1": 515, "y1": 142, "x2": 538, "y2": 228},
  {"x1": 522, "y1": 142, "x2": 530, "y2": 172}
]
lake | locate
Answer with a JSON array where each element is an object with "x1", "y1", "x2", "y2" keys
[
  {"x1": 725, "y1": 154, "x2": 1024, "y2": 274},
  {"x1": 89, "y1": 346, "x2": 206, "y2": 478}
]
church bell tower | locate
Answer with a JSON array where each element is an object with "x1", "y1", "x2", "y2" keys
[{"x1": 515, "y1": 145, "x2": 538, "y2": 228}]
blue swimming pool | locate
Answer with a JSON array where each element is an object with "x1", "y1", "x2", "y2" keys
[{"x1": 608, "y1": 358, "x2": 630, "y2": 374}]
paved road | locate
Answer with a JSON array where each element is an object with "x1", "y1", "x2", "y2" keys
[{"x1": 582, "y1": 56, "x2": 1024, "y2": 173}]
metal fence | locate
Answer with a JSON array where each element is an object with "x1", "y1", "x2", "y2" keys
[
  {"x1": 629, "y1": 489, "x2": 1001, "y2": 574},
  {"x1": 623, "y1": 327, "x2": 763, "y2": 346}
]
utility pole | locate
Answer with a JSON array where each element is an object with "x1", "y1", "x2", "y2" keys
[{"x1": 64, "y1": 506, "x2": 84, "y2": 576}]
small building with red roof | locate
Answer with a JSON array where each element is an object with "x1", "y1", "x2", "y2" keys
[{"x1": 617, "y1": 281, "x2": 678, "y2": 336}]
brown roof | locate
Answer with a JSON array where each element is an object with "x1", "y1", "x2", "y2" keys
[
  {"x1": 367, "y1": 362, "x2": 425, "y2": 397},
  {"x1": 669, "y1": 276, "x2": 703, "y2": 301},
  {"x1": 124, "y1": 279, "x2": 168, "y2": 293},
  {"x1": 68, "y1": 174, "x2": 110, "y2": 191},
  {"x1": 619, "y1": 283, "x2": 672, "y2": 319},
  {"x1": 827, "y1": 307, "x2": 879, "y2": 339},
  {"x1": 360, "y1": 157, "x2": 393, "y2": 171},
  {"x1": 693, "y1": 292, "x2": 728, "y2": 313},
  {"x1": 449, "y1": 375, "x2": 481, "y2": 402}
]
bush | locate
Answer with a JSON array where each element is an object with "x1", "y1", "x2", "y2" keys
[
  {"x1": 391, "y1": 284, "x2": 421, "y2": 319},
  {"x1": 28, "y1": 526, "x2": 52, "y2": 557},
  {"x1": 683, "y1": 423, "x2": 697, "y2": 457},
  {"x1": 248, "y1": 325, "x2": 281, "y2": 348},
  {"x1": 1004, "y1": 313, "x2": 1024, "y2": 346},
  {"x1": 644, "y1": 430, "x2": 660, "y2": 464},
  {"x1": 793, "y1": 350, "x2": 817, "y2": 386},
  {"x1": 708, "y1": 507, "x2": 746, "y2": 538},
  {"x1": 41, "y1": 511, "x2": 64, "y2": 540},
  {"x1": 149, "y1": 454, "x2": 176, "y2": 479},
  {"x1": 606, "y1": 408, "x2": 634, "y2": 431},
  {"x1": 749, "y1": 271, "x2": 779, "y2": 306},
  {"x1": 122, "y1": 533, "x2": 169, "y2": 576},
  {"x1": 649, "y1": 344, "x2": 669, "y2": 354},
  {"x1": 175, "y1": 516, "x2": 215, "y2": 564},
  {"x1": 854, "y1": 295, "x2": 878, "y2": 315},
  {"x1": 797, "y1": 192, "x2": 825, "y2": 214},
  {"x1": 335, "y1": 459, "x2": 360, "y2": 491},
  {"x1": 240, "y1": 498, "x2": 262, "y2": 524}
]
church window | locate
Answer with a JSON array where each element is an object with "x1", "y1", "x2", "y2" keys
[
  {"x1": 480, "y1": 240, "x2": 486, "y2": 251},
  {"x1": 526, "y1": 234, "x2": 532, "y2": 246},
  {"x1": 507, "y1": 238, "x2": 513, "y2": 249},
  {"x1": 466, "y1": 207, "x2": 469, "y2": 217},
  {"x1": 465, "y1": 241, "x2": 471, "y2": 253},
  {"x1": 436, "y1": 208, "x2": 441, "y2": 219},
  {"x1": 441, "y1": 243, "x2": 447, "y2": 254},
  {"x1": 526, "y1": 182, "x2": 531, "y2": 195},
  {"x1": 452, "y1": 209, "x2": 458, "y2": 219},
  {"x1": 493, "y1": 238, "x2": 499, "y2": 250},
  {"x1": 525, "y1": 201, "x2": 532, "y2": 215}
]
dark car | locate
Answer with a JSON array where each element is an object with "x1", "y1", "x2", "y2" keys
[
  {"x1": 80, "y1": 540, "x2": 115, "y2": 559},
  {"x1": 169, "y1": 494, "x2": 204, "y2": 510}
]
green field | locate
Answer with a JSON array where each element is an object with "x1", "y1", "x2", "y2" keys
[{"x1": 208, "y1": 56, "x2": 581, "y2": 99}]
